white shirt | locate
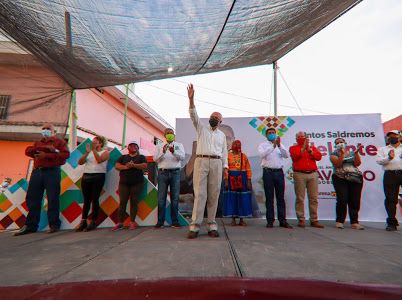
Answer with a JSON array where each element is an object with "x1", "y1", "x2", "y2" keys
[
  {"x1": 189, "y1": 108, "x2": 228, "y2": 168},
  {"x1": 376, "y1": 144, "x2": 402, "y2": 170},
  {"x1": 84, "y1": 150, "x2": 108, "y2": 173},
  {"x1": 258, "y1": 141, "x2": 289, "y2": 169},
  {"x1": 153, "y1": 141, "x2": 185, "y2": 169}
]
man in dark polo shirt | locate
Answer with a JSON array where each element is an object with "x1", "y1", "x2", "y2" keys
[
  {"x1": 289, "y1": 131, "x2": 324, "y2": 229},
  {"x1": 14, "y1": 123, "x2": 70, "y2": 236}
]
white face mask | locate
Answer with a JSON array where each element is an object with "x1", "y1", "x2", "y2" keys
[
  {"x1": 335, "y1": 143, "x2": 346, "y2": 150},
  {"x1": 41, "y1": 129, "x2": 52, "y2": 137},
  {"x1": 1, "y1": 181, "x2": 9, "y2": 188}
]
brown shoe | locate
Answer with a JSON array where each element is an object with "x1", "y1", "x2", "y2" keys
[
  {"x1": 187, "y1": 231, "x2": 199, "y2": 239},
  {"x1": 310, "y1": 221, "x2": 324, "y2": 229},
  {"x1": 297, "y1": 220, "x2": 305, "y2": 228},
  {"x1": 208, "y1": 230, "x2": 219, "y2": 238},
  {"x1": 47, "y1": 225, "x2": 59, "y2": 233}
]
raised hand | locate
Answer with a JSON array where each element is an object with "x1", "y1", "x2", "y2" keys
[
  {"x1": 187, "y1": 83, "x2": 194, "y2": 100},
  {"x1": 85, "y1": 143, "x2": 91, "y2": 153}
]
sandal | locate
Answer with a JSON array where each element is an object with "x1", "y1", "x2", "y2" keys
[{"x1": 238, "y1": 220, "x2": 247, "y2": 226}]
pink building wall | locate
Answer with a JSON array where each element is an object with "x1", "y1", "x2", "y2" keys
[
  {"x1": 0, "y1": 64, "x2": 71, "y2": 125},
  {"x1": 1, "y1": 63, "x2": 166, "y2": 181},
  {"x1": 75, "y1": 89, "x2": 165, "y2": 151}
]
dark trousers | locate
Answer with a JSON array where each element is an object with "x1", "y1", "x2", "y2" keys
[
  {"x1": 118, "y1": 182, "x2": 143, "y2": 223},
  {"x1": 25, "y1": 167, "x2": 61, "y2": 231},
  {"x1": 332, "y1": 174, "x2": 363, "y2": 224},
  {"x1": 383, "y1": 170, "x2": 402, "y2": 226},
  {"x1": 263, "y1": 168, "x2": 286, "y2": 224},
  {"x1": 157, "y1": 169, "x2": 180, "y2": 225},
  {"x1": 81, "y1": 173, "x2": 105, "y2": 222}
]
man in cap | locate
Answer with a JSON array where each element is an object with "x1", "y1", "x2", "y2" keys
[
  {"x1": 113, "y1": 141, "x2": 147, "y2": 231},
  {"x1": 153, "y1": 128, "x2": 185, "y2": 228},
  {"x1": 186, "y1": 83, "x2": 228, "y2": 239},
  {"x1": 376, "y1": 130, "x2": 402, "y2": 231}
]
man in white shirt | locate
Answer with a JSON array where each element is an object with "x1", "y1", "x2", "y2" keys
[
  {"x1": 376, "y1": 130, "x2": 402, "y2": 231},
  {"x1": 153, "y1": 128, "x2": 185, "y2": 228},
  {"x1": 187, "y1": 83, "x2": 228, "y2": 239},
  {"x1": 258, "y1": 128, "x2": 292, "y2": 229}
]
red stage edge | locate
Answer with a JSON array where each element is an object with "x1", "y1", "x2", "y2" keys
[{"x1": 1, "y1": 278, "x2": 402, "y2": 300}]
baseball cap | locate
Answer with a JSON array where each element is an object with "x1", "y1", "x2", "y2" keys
[
  {"x1": 128, "y1": 141, "x2": 139, "y2": 146},
  {"x1": 386, "y1": 130, "x2": 400, "y2": 136}
]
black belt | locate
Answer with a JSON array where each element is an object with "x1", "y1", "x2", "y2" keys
[
  {"x1": 158, "y1": 168, "x2": 180, "y2": 172},
  {"x1": 294, "y1": 170, "x2": 316, "y2": 174},
  {"x1": 263, "y1": 168, "x2": 282, "y2": 172},
  {"x1": 196, "y1": 155, "x2": 221, "y2": 159}
]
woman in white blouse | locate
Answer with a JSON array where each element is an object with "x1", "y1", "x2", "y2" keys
[{"x1": 76, "y1": 136, "x2": 110, "y2": 232}]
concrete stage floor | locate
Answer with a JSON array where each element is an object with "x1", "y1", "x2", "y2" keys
[{"x1": 1, "y1": 219, "x2": 401, "y2": 287}]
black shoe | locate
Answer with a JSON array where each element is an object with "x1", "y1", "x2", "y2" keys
[
  {"x1": 47, "y1": 225, "x2": 59, "y2": 234},
  {"x1": 84, "y1": 222, "x2": 96, "y2": 232},
  {"x1": 75, "y1": 220, "x2": 87, "y2": 232},
  {"x1": 208, "y1": 230, "x2": 219, "y2": 238},
  {"x1": 187, "y1": 231, "x2": 199, "y2": 239},
  {"x1": 171, "y1": 223, "x2": 181, "y2": 228},
  {"x1": 14, "y1": 225, "x2": 35, "y2": 236},
  {"x1": 266, "y1": 223, "x2": 274, "y2": 228},
  {"x1": 280, "y1": 222, "x2": 293, "y2": 229},
  {"x1": 386, "y1": 225, "x2": 397, "y2": 232},
  {"x1": 154, "y1": 223, "x2": 164, "y2": 229}
]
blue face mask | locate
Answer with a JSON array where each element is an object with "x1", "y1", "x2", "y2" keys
[
  {"x1": 41, "y1": 129, "x2": 52, "y2": 137},
  {"x1": 267, "y1": 133, "x2": 276, "y2": 141}
]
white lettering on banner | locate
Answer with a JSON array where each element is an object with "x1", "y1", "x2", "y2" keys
[{"x1": 176, "y1": 113, "x2": 399, "y2": 222}]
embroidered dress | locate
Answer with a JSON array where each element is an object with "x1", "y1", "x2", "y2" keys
[{"x1": 223, "y1": 152, "x2": 252, "y2": 218}]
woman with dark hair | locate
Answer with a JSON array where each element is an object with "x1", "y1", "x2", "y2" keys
[
  {"x1": 223, "y1": 140, "x2": 253, "y2": 226},
  {"x1": 76, "y1": 136, "x2": 110, "y2": 232},
  {"x1": 330, "y1": 138, "x2": 364, "y2": 230}
]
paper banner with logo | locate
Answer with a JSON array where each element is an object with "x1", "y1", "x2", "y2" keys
[{"x1": 176, "y1": 113, "x2": 397, "y2": 222}]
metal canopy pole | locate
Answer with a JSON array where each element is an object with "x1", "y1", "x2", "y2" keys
[
  {"x1": 65, "y1": 11, "x2": 77, "y2": 150},
  {"x1": 273, "y1": 61, "x2": 278, "y2": 117},
  {"x1": 121, "y1": 84, "x2": 129, "y2": 149},
  {"x1": 65, "y1": 11, "x2": 72, "y2": 51},
  {"x1": 68, "y1": 90, "x2": 77, "y2": 151}
]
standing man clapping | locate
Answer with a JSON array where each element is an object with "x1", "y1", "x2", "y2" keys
[
  {"x1": 289, "y1": 131, "x2": 324, "y2": 229},
  {"x1": 376, "y1": 130, "x2": 402, "y2": 231},
  {"x1": 258, "y1": 128, "x2": 292, "y2": 229},
  {"x1": 154, "y1": 128, "x2": 185, "y2": 228}
]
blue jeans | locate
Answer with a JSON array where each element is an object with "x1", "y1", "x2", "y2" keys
[
  {"x1": 157, "y1": 168, "x2": 180, "y2": 225},
  {"x1": 25, "y1": 167, "x2": 61, "y2": 231},
  {"x1": 263, "y1": 168, "x2": 286, "y2": 224}
]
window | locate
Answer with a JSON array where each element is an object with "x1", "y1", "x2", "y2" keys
[{"x1": 0, "y1": 95, "x2": 11, "y2": 120}]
